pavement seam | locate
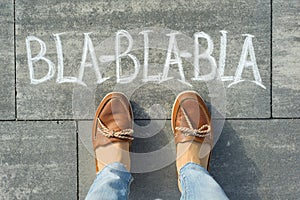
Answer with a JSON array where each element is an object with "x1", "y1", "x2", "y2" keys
[
  {"x1": 270, "y1": 0, "x2": 273, "y2": 119},
  {"x1": 76, "y1": 120, "x2": 80, "y2": 200},
  {"x1": 1, "y1": 118, "x2": 299, "y2": 123},
  {"x1": 13, "y1": 0, "x2": 17, "y2": 120}
]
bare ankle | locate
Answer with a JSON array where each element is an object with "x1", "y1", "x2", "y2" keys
[
  {"x1": 176, "y1": 141, "x2": 205, "y2": 172},
  {"x1": 95, "y1": 142, "x2": 130, "y2": 172}
]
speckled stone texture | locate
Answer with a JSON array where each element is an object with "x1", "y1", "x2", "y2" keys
[
  {"x1": 16, "y1": 0, "x2": 270, "y2": 119},
  {"x1": 272, "y1": 0, "x2": 300, "y2": 117},
  {"x1": 78, "y1": 119, "x2": 300, "y2": 200},
  {"x1": 0, "y1": 0, "x2": 299, "y2": 199},
  {"x1": 0, "y1": 0, "x2": 15, "y2": 119},
  {"x1": 0, "y1": 121, "x2": 77, "y2": 199}
]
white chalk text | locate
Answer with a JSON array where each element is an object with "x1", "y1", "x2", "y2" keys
[{"x1": 26, "y1": 30, "x2": 266, "y2": 89}]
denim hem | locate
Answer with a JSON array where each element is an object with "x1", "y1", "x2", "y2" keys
[
  {"x1": 179, "y1": 162, "x2": 208, "y2": 175},
  {"x1": 96, "y1": 162, "x2": 133, "y2": 184}
]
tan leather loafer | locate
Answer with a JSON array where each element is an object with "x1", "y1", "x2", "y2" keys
[
  {"x1": 92, "y1": 92, "x2": 134, "y2": 173},
  {"x1": 172, "y1": 90, "x2": 213, "y2": 169},
  {"x1": 172, "y1": 91, "x2": 213, "y2": 192}
]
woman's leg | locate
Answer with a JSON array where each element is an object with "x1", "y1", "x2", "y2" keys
[
  {"x1": 85, "y1": 162, "x2": 133, "y2": 200},
  {"x1": 172, "y1": 91, "x2": 229, "y2": 200},
  {"x1": 179, "y1": 162, "x2": 229, "y2": 200},
  {"x1": 86, "y1": 92, "x2": 134, "y2": 200}
]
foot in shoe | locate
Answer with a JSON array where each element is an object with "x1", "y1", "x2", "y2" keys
[
  {"x1": 95, "y1": 142, "x2": 131, "y2": 172},
  {"x1": 176, "y1": 141, "x2": 210, "y2": 172},
  {"x1": 92, "y1": 92, "x2": 134, "y2": 173}
]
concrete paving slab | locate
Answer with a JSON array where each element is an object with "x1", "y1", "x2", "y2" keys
[
  {"x1": 78, "y1": 119, "x2": 299, "y2": 199},
  {"x1": 16, "y1": 0, "x2": 270, "y2": 120},
  {"x1": 212, "y1": 119, "x2": 299, "y2": 200},
  {"x1": 0, "y1": 0, "x2": 15, "y2": 119},
  {"x1": 272, "y1": 0, "x2": 300, "y2": 117},
  {"x1": 0, "y1": 121, "x2": 77, "y2": 199},
  {"x1": 78, "y1": 120, "x2": 179, "y2": 199}
]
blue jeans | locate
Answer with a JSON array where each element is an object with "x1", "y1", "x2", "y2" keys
[{"x1": 85, "y1": 162, "x2": 229, "y2": 200}]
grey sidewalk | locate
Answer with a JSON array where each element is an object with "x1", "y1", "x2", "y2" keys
[{"x1": 0, "y1": 0, "x2": 299, "y2": 199}]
